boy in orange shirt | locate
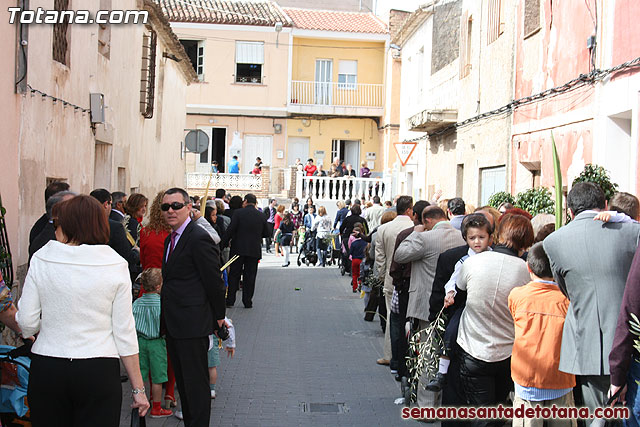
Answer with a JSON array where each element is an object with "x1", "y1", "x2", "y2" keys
[{"x1": 508, "y1": 242, "x2": 576, "y2": 427}]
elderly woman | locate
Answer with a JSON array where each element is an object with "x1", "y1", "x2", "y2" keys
[
  {"x1": 18, "y1": 195, "x2": 149, "y2": 425},
  {"x1": 455, "y1": 213, "x2": 534, "y2": 422}
]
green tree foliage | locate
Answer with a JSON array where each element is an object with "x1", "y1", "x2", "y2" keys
[
  {"x1": 487, "y1": 191, "x2": 515, "y2": 209},
  {"x1": 515, "y1": 187, "x2": 555, "y2": 216},
  {"x1": 572, "y1": 164, "x2": 619, "y2": 201}
]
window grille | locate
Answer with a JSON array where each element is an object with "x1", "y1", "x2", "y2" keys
[
  {"x1": 140, "y1": 28, "x2": 157, "y2": 119},
  {"x1": 52, "y1": 0, "x2": 70, "y2": 65}
]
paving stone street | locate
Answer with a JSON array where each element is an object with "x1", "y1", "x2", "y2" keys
[{"x1": 119, "y1": 251, "x2": 406, "y2": 427}]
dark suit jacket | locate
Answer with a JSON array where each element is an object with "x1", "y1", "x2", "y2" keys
[
  {"x1": 428, "y1": 245, "x2": 469, "y2": 322},
  {"x1": 109, "y1": 210, "x2": 125, "y2": 223},
  {"x1": 108, "y1": 219, "x2": 139, "y2": 268},
  {"x1": 223, "y1": 205, "x2": 270, "y2": 259},
  {"x1": 29, "y1": 213, "x2": 49, "y2": 246},
  {"x1": 29, "y1": 222, "x2": 56, "y2": 262},
  {"x1": 389, "y1": 227, "x2": 414, "y2": 292},
  {"x1": 162, "y1": 220, "x2": 226, "y2": 339}
]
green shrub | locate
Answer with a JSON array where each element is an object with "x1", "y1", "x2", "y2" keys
[
  {"x1": 487, "y1": 191, "x2": 515, "y2": 209},
  {"x1": 515, "y1": 187, "x2": 555, "y2": 216},
  {"x1": 572, "y1": 164, "x2": 618, "y2": 201}
]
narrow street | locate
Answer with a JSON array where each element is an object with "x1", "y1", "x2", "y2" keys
[{"x1": 120, "y1": 251, "x2": 404, "y2": 427}]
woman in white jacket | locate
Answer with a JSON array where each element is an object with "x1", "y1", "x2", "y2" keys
[
  {"x1": 17, "y1": 195, "x2": 149, "y2": 426},
  {"x1": 312, "y1": 206, "x2": 332, "y2": 267}
]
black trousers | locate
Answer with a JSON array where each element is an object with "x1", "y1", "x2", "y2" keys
[
  {"x1": 389, "y1": 289, "x2": 409, "y2": 376},
  {"x1": 227, "y1": 255, "x2": 259, "y2": 307},
  {"x1": 166, "y1": 335, "x2": 210, "y2": 427},
  {"x1": 28, "y1": 355, "x2": 121, "y2": 427},
  {"x1": 265, "y1": 223, "x2": 274, "y2": 250},
  {"x1": 458, "y1": 349, "x2": 512, "y2": 427}
]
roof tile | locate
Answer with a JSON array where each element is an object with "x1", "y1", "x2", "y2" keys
[
  {"x1": 155, "y1": 0, "x2": 292, "y2": 27},
  {"x1": 283, "y1": 7, "x2": 388, "y2": 34}
]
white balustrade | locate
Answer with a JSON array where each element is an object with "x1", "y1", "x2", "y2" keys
[
  {"x1": 295, "y1": 172, "x2": 391, "y2": 203},
  {"x1": 186, "y1": 172, "x2": 262, "y2": 191},
  {"x1": 290, "y1": 81, "x2": 384, "y2": 108}
]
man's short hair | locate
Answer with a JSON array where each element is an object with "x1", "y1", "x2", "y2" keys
[
  {"x1": 527, "y1": 242, "x2": 553, "y2": 278},
  {"x1": 422, "y1": 206, "x2": 448, "y2": 222},
  {"x1": 163, "y1": 187, "x2": 190, "y2": 204},
  {"x1": 345, "y1": 199, "x2": 352, "y2": 206},
  {"x1": 244, "y1": 193, "x2": 257, "y2": 205},
  {"x1": 461, "y1": 213, "x2": 493, "y2": 240},
  {"x1": 111, "y1": 191, "x2": 126, "y2": 206},
  {"x1": 534, "y1": 223, "x2": 556, "y2": 242},
  {"x1": 215, "y1": 189, "x2": 225, "y2": 199},
  {"x1": 350, "y1": 205, "x2": 361, "y2": 216},
  {"x1": 307, "y1": 158, "x2": 313, "y2": 163},
  {"x1": 45, "y1": 181, "x2": 70, "y2": 202},
  {"x1": 373, "y1": 196, "x2": 381, "y2": 204},
  {"x1": 567, "y1": 182, "x2": 606, "y2": 216},
  {"x1": 89, "y1": 188, "x2": 111, "y2": 205},
  {"x1": 229, "y1": 195, "x2": 243, "y2": 209},
  {"x1": 396, "y1": 196, "x2": 414, "y2": 215},
  {"x1": 353, "y1": 199, "x2": 361, "y2": 205},
  {"x1": 412, "y1": 200, "x2": 430, "y2": 220},
  {"x1": 448, "y1": 197, "x2": 466, "y2": 215},
  {"x1": 610, "y1": 192, "x2": 639, "y2": 220},
  {"x1": 46, "y1": 190, "x2": 76, "y2": 219}
]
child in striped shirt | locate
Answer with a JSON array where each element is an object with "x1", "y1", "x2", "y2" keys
[{"x1": 132, "y1": 268, "x2": 172, "y2": 418}]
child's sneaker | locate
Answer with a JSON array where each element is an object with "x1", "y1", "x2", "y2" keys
[
  {"x1": 210, "y1": 389, "x2": 216, "y2": 399},
  {"x1": 150, "y1": 407, "x2": 173, "y2": 418},
  {"x1": 174, "y1": 410, "x2": 183, "y2": 420}
]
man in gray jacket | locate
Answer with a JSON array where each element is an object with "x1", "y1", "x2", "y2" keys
[
  {"x1": 544, "y1": 182, "x2": 640, "y2": 422},
  {"x1": 394, "y1": 206, "x2": 465, "y2": 327}
]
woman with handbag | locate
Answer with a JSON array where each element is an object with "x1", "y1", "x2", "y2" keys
[{"x1": 17, "y1": 195, "x2": 149, "y2": 426}]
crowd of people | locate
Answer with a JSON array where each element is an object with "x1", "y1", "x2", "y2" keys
[
  {"x1": 330, "y1": 185, "x2": 640, "y2": 427},
  {"x1": 10, "y1": 178, "x2": 640, "y2": 426}
]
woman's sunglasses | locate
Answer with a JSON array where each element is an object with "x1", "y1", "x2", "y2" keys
[{"x1": 161, "y1": 202, "x2": 187, "y2": 212}]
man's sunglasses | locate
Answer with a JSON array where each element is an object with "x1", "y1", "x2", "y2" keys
[{"x1": 161, "y1": 202, "x2": 188, "y2": 212}]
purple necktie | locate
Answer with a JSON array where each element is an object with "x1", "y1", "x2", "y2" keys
[{"x1": 167, "y1": 231, "x2": 178, "y2": 259}]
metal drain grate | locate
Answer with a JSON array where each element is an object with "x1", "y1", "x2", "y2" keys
[{"x1": 300, "y1": 402, "x2": 347, "y2": 413}]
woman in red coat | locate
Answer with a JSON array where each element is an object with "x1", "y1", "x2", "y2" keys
[{"x1": 138, "y1": 190, "x2": 177, "y2": 408}]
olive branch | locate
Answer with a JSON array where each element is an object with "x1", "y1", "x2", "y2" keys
[{"x1": 406, "y1": 306, "x2": 447, "y2": 403}]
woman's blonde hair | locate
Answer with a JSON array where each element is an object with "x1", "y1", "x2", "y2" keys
[
  {"x1": 318, "y1": 206, "x2": 327, "y2": 216},
  {"x1": 143, "y1": 191, "x2": 171, "y2": 234},
  {"x1": 336, "y1": 200, "x2": 345, "y2": 209}
]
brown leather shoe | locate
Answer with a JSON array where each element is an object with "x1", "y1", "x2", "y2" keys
[{"x1": 376, "y1": 358, "x2": 390, "y2": 366}]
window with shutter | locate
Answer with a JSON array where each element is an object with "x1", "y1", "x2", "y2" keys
[
  {"x1": 235, "y1": 41, "x2": 264, "y2": 83},
  {"x1": 140, "y1": 27, "x2": 157, "y2": 119},
  {"x1": 337, "y1": 60, "x2": 357, "y2": 90},
  {"x1": 524, "y1": 0, "x2": 541, "y2": 38},
  {"x1": 459, "y1": 11, "x2": 472, "y2": 78},
  {"x1": 487, "y1": 0, "x2": 501, "y2": 45}
]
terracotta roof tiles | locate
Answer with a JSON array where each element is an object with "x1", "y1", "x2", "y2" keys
[
  {"x1": 156, "y1": 0, "x2": 292, "y2": 27},
  {"x1": 283, "y1": 7, "x2": 388, "y2": 34}
]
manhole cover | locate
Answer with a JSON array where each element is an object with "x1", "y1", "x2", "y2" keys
[{"x1": 300, "y1": 402, "x2": 347, "y2": 414}]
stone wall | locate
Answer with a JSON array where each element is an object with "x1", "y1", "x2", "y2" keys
[{"x1": 431, "y1": 0, "x2": 461, "y2": 75}]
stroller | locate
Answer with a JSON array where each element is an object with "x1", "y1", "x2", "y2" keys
[
  {"x1": 0, "y1": 343, "x2": 32, "y2": 426},
  {"x1": 325, "y1": 232, "x2": 342, "y2": 269},
  {"x1": 297, "y1": 230, "x2": 318, "y2": 266}
]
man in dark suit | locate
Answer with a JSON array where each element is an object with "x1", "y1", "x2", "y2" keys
[
  {"x1": 544, "y1": 182, "x2": 640, "y2": 422},
  {"x1": 89, "y1": 189, "x2": 140, "y2": 271},
  {"x1": 29, "y1": 181, "x2": 70, "y2": 246},
  {"x1": 262, "y1": 198, "x2": 277, "y2": 253},
  {"x1": 223, "y1": 193, "x2": 270, "y2": 308},
  {"x1": 161, "y1": 187, "x2": 226, "y2": 427},
  {"x1": 28, "y1": 190, "x2": 75, "y2": 261}
]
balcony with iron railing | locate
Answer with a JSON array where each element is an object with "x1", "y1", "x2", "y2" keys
[{"x1": 288, "y1": 81, "x2": 384, "y2": 117}]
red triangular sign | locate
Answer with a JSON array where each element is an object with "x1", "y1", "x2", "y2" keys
[{"x1": 393, "y1": 142, "x2": 418, "y2": 166}]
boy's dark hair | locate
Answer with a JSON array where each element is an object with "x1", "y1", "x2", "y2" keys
[
  {"x1": 448, "y1": 197, "x2": 466, "y2": 215},
  {"x1": 215, "y1": 189, "x2": 225, "y2": 199},
  {"x1": 244, "y1": 193, "x2": 257, "y2": 205},
  {"x1": 396, "y1": 195, "x2": 413, "y2": 215},
  {"x1": 141, "y1": 268, "x2": 163, "y2": 293},
  {"x1": 232, "y1": 155, "x2": 238, "y2": 160},
  {"x1": 527, "y1": 242, "x2": 553, "y2": 279},
  {"x1": 45, "y1": 181, "x2": 70, "y2": 202},
  {"x1": 610, "y1": 192, "x2": 639, "y2": 220},
  {"x1": 461, "y1": 213, "x2": 493, "y2": 240},
  {"x1": 567, "y1": 182, "x2": 605, "y2": 216},
  {"x1": 534, "y1": 223, "x2": 555, "y2": 242}
]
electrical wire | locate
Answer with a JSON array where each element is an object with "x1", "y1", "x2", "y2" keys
[
  {"x1": 26, "y1": 84, "x2": 90, "y2": 113},
  {"x1": 399, "y1": 55, "x2": 640, "y2": 142}
]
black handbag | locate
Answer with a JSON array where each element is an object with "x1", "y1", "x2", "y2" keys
[{"x1": 130, "y1": 408, "x2": 146, "y2": 427}]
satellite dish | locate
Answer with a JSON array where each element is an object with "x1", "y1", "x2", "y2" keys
[{"x1": 185, "y1": 130, "x2": 209, "y2": 154}]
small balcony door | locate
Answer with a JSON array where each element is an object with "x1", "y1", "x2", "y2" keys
[{"x1": 315, "y1": 59, "x2": 333, "y2": 105}]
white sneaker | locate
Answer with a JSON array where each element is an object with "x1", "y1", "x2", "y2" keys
[
  {"x1": 210, "y1": 389, "x2": 216, "y2": 399},
  {"x1": 174, "y1": 410, "x2": 183, "y2": 420}
]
